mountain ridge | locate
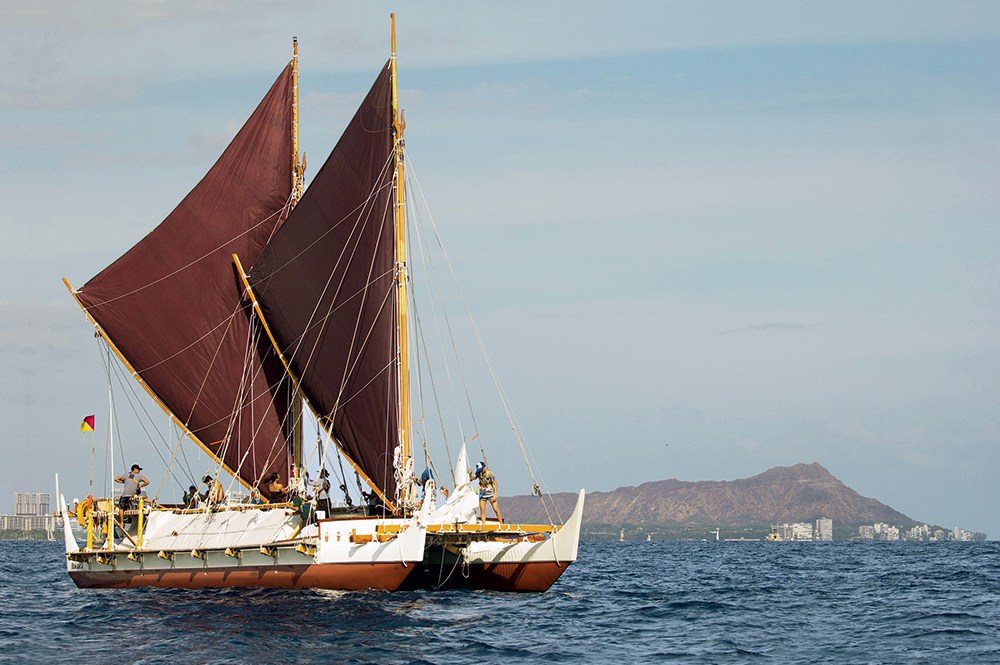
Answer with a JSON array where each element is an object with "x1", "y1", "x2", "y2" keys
[{"x1": 500, "y1": 462, "x2": 916, "y2": 527}]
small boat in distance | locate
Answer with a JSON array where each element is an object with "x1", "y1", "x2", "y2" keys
[{"x1": 56, "y1": 15, "x2": 583, "y2": 592}]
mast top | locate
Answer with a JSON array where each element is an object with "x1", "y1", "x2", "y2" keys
[
  {"x1": 291, "y1": 36, "x2": 303, "y2": 205},
  {"x1": 390, "y1": 14, "x2": 399, "y2": 123}
]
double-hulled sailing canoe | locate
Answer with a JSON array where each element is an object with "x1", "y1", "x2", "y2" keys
[{"x1": 58, "y1": 16, "x2": 583, "y2": 592}]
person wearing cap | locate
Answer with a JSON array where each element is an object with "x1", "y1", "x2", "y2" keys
[
  {"x1": 313, "y1": 469, "x2": 331, "y2": 517},
  {"x1": 182, "y1": 485, "x2": 199, "y2": 509},
  {"x1": 471, "y1": 462, "x2": 503, "y2": 524},
  {"x1": 200, "y1": 473, "x2": 224, "y2": 506},
  {"x1": 114, "y1": 464, "x2": 148, "y2": 523}
]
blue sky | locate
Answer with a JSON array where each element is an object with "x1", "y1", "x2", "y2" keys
[{"x1": 1, "y1": 2, "x2": 998, "y2": 536}]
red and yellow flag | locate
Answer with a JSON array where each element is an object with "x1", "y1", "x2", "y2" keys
[{"x1": 80, "y1": 415, "x2": 95, "y2": 432}]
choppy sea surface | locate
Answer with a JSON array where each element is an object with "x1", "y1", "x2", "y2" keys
[{"x1": 1, "y1": 539, "x2": 998, "y2": 664}]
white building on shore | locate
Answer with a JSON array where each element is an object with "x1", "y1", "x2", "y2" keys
[{"x1": 0, "y1": 492, "x2": 56, "y2": 539}]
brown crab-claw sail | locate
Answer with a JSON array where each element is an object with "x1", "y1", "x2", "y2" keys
[
  {"x1": 248, "y1": 62, "x2": 399, "y2": 501},
  {"x1": 73, "y1": 65, "x2": 296, "y2": 498}
]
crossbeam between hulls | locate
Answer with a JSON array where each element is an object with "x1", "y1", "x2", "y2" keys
[
  {"x1": 231, "y1": 254, "x2": 398, "y2": 512},
  {"x1": 61, "y1": 278, "x2": 254, "y2": 494}
]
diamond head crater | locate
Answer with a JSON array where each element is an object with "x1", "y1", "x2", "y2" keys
[{"x1": 500, "y1": 463, "x2": 972, "y2": 541}]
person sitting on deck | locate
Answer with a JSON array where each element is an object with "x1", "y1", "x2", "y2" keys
[
  {"x1": 471, "y1": 462, "x2": 503, "y2": 524},
  {"x1": 200, "y1": 474, "x2": 224, "y2": 506},
  {"x1": 266, "y1": 472, "x2": 289, "y2": 503},
  {"x1": 182, "y1": 485, "x2": 199, "y2": 509},
  {"x1": 114, "y1": 464, "x2": 148, "y2": 524}
]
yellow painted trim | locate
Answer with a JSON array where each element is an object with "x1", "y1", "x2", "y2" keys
[{"x1": 424, "y1": 523, "x2": 560, "y2": 534}]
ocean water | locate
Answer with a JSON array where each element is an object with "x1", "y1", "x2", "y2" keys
[{"x1": 1, "y1": 540, "x2": 998, "y2": 664}]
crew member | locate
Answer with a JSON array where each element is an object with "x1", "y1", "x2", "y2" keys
[
  {"x1": 313, "y1": 469, "x2": 331, "y2": 517},
  {"x1": 201, "y1": 474, "x2": 224, "y2": 506},
  {"x1": 114, "y1": 464, "x2": 148, "y2": 523},
  {"x1": 471, "y1": 462, "x2": 503, "y2": 524},
  {"x1": 182, "y1": 485, "x2": 199, "y2": 509},
  {"x1": 266, "y1": 472, "x2": 289, "y2": 503},
  {"x1": 416, "y1": 468, "x2": 437, "y2": 509}
]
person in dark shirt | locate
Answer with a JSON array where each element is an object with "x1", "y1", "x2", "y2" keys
[
  {"x1": 266, "y1": 472, "x2": 289, "y2": 503},
  {"x1": 182, "y1": 485, "x2": 199, "y2": 509}
]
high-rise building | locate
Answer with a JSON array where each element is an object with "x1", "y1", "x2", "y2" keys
[
  {"x1": 1, "y1": 493, "x2": 55, "y2": 539},
  {"x1": 815, "y1": 518, "x2": 833, "y2": 541},
  {"x1": 790, "y1": 522, "x2": 814, "y2": 541},
  {"x1": 14, "y1": 492, "x2": 49, "y2": 517}
]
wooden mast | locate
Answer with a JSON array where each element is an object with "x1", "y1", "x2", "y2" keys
[
  {"x1": 390, "y1": 14, "x2": 413, "y2": 490},
  {"x1": 289, "y1": 36, "x2": 304, "y2": 485},
  {"x1": 292, "y1": 37, "x2": 305, "y2": 205}
]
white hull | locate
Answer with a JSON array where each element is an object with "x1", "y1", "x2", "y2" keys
[
  {"x1": 402, "y1": 489, "x2": 585, "y2": 591},
  {"x1": 60, "y1": 495, "x2": 426, "y2": 590},
  {"x1": 60, "y1": 489, "x2": 584, "y2": 592}
]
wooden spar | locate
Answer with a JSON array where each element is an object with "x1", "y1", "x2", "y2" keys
[
  {"x1": 288, "y1": 37, "x2": 305, "y2": 477},
  {"x1": 390, "y1": 13, "x2": 412, "y2": 470},
  {"x1": 231, "y1": 254, "x2": 398, "y2": 512},
  {"x1": 61, "y1": 278, "x2": 254, "y2": 493},
  {"x1": 291, "y1": 37, "x2": 304, "y2": 205}
]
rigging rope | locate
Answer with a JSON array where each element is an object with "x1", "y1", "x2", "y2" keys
[
  {"x1": 406, "y1": 156, "x2": 560, "y2": 523},
  {"x1": 105, "y1": 341, "x2": 194, "y2": 496},
  {"x1": 407, "y1": 194, "x2": 451, "y2": 484},
  {"x1": 404, "y1": 173, "x2": 470, "y2": 462},
  {"x1": 245, "y1": 151, "x2": 398, "y2": 505}
]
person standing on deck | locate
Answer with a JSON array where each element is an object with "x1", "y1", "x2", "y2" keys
[
  {"x1": 471, "y1": 462, "x2": 503, "y2": 524},
  {"x1": 313, "y1": 469, "x2": 331, "y2": 517},
  {"x1": 115, "y1": 464, "x2": 148, "y2": 523}
]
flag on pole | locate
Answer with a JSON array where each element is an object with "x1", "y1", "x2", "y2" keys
[{"x1": 80, "y1": 415, "x2": 95, "y2": 432}]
